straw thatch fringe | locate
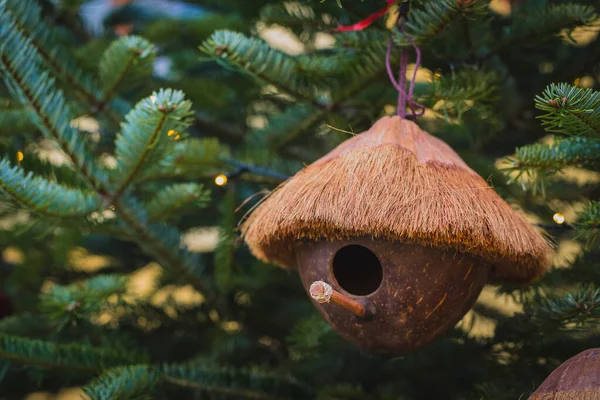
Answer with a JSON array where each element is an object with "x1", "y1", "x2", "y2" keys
[{"x1": 242, "y1": 117, "x2": 552, "y2": 284}]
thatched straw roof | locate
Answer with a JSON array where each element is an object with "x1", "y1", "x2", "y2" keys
[{"x1": 241, "y1": 116, "x2": 552, "y2": 283}]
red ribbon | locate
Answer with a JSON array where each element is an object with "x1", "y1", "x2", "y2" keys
[{"x1": 331, "y1": 0, "x2": 395, "y2": 33}]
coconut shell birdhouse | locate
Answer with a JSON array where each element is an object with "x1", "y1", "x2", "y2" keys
[
  {"x1": 530, "y1": 348, "x2": 600, "y2": 399},
  {"x1": 241, "y1": 116, "x2": 552, "y2": 354}
]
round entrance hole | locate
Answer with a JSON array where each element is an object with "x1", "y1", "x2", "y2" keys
[{"x1": 332, "y1": 245, "x2": 383, "y2": 296}]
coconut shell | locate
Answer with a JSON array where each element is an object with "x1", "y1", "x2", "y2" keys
[
  {"x1": 296, "y1": 237, "x2": 489, "y2": 353},
  {"x1": 241, "y1": 116, "x2": 552, "y2": 283},
  {"x1": 530, "y1": 349, "x2": 600, "y2": 399}
]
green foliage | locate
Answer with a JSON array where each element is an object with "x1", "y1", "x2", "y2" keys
[
  {"x1": 2, "y1": 0, "x2": 600, "y2": 398},
  {"x1": 17, "y1": 153, "x2": 91, "y2": 189},
  {"x1": 145, "y1": 183, "x2": 211, "y2": 222},
  {"x1": 114, "y1": 196, "x2": 204, "y2": 288},
  {"x1": 162, "y1": 363, "x2": 314, "y2": 399},
  {"x1": 84, "y1": 363, "x2": 313, "y2": 400},
  {"x1": 575, "y1": 201, "x2": 600, "y2": 246},
  {"x1": 200, "y1": 30, "x2": 325, "y2": 103},
  {"x1": 260, "y1": 2, "x2": 336, "y2": 29},
  {"x1": 214, "y1": 188, "x2": 235, "y2": 293},
  {"x1": 99, "y1": 35, "x2": 156, "y2": 99},
  {"x1": 531, "y1": 287, "x2": 600, "y2": 329},
  {"x1": 114, "y1": 89, "x2": 193, "y2": 195},
  {"x1": 0, "y1": 0, "x2": 116, "y2": 121},
  {"x1": 287, "y1": 315, "x2": 335, "y2": 361},
  {"x1": 0, "y1": 107, "x2": 38, "y2": 134},
  {"x1": 140, "y1": 137, "x2": 228, "y2": 182},
  {"x1": 0, "y1": 1, "x2": 108, "y2": 189},
  {"x1": 506, "y1": 83, "x2": 600, "y2": 195},
  {"x1": 83, "y1": 365, "x2": 160, "y2": 400},
  {"x1": 251, "y1": 104, "x2": 325, "y2": 150},
  {"x1": 39, "y1": 275, "x2": 128, "y2": 325},
  {"x1": 501, "y1": 3, "x2": 597, "y2": 46},
  {"x1": 143, "y1": 14, "x2": 247, "y2": 45},
  {"x1": 514, "y1": 136, "x2": 600, "y2": 171},
  {"x1": 504, "y1": 136, "x2": 600, "y2": 195},
  {"x1": 0, "y1": 333, "x2": 144, "y2": 371},
  {"x1": 425, "y1": 69, "x2": 499, "y2": 122},
  {"x1": 402, "y1": 0, "x2": 489, "y2": 44},
  {"x1": 495, "y1": 286, "x2": 600, "y2": 342},
  {"x1": 535, "y1": 83, "x2": 600, "y2": 137},
  {"x1": 317, "y1": 384, "x2": 366, "y2": 400},
  {"x1": 0, "y1": 159, "x2": 101, "y2": 217},
  {"x1": 162, "y1": 137, "x2": 228, "y2": 167}
]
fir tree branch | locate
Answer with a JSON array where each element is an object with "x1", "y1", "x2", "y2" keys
[
  {"x1": 39, "y1": 275, "x2": 128, "y2": 323},
  {"x1": 83, "y1": 363, "x2": 312, "y2": 400},
  {"x1": 0, "y1": 22, "x2": 214, "y2": 303},
  {"x1": 265, "y1": 66, "x2": 384, "y2": 150},
  {"x1": 193, "y1": 111, "x2": 245, "y2": 141},
  {"x1": 121, "y1": 113, "x2": 168, "y2": 191},
  {"x1": 200, "y1": 30, "x2": 327, "y2": 109},
  {"x1": 148, "y1": 138, "x2": 288, "y2": 182},
  {"x1": 532, "y1": 287, "x2": 600, "y2": 328},
  {"x1": 259, "y1": 2, "x2": 336, "y2": 30},
  {"x1": 535, "y1": 83, "x2": 600, "y2": 137},
  {"x1": 507, "y1": 136, "x2": 600, "y2": 174},
  {"x1": 287, "y1": 315, "x2": 335, "y2": 361},
  {"x1": 98, "y1": 35, "x2": 156, "y2": 108},
  {"x1": 114, "y1": 196, "x2": 209, "y2": 297},
  {"x1": 82, "y1": 365, "x2": 160, "y2": 400},
  {"x1": 504, "y1": 85, "x2": 600, "y2": 195},
  {"x1": 250, "y1": 105, "x2": 328, "y2": 151},
  {"x1": 0, "y1": 159, "x2": 101, "y2": 218},
  {"x1": 214, "y1": 188, "x2": 235, "y2": 292},
  {"x1": 0, "y1": 314, "x2": 50, "y2": 336},
  {"x1": 139, "y1": 137, "x2": 228, "y2": 184},
  {"x1": 495, "y1": 3, "x2": 597, "y2": 51},
  {"x1": 168, "y1": 137, "x2": 230, "y2": 166},
  {"x1": 399, "y1": 0, "x2": 489, "y2": 45},
  {"x1": 0, "y1": 0, "x2": 121, "y2": 125},
  {"x1": 244, "y1": 29, "x2": 389, "y2": 151},
  {"x1": 0, "y1": 7, "x2": 108, "y2": 190},
  {"x1": 202, "y1": 29, "x2": 388, "y2": 151},
  {"x1": 575, "y1": 201, "x2": 600, "y2": 246},
  {"x1": 0, "y1": 107, "x2": 38, "y2": 134},
  {"x1": 113, "y1": 89, "x2": 194, "y2": 199},
  {"x1": 327, "y1": 31, "x2": 389, "y2": 101},
  {"x1": 223, "y1": 158, "x2": 290, "y2": 181},
  {"x1": 162, "y1": 363, "x2": 313, "y2": 400},
  {"x1": 145, "y1": 183, "x2": 211, "y2": 222},
  {"x1": 423, "y1": 69, "x2": 499, "y2": 120},
  {"x1": 18, "y1": 152, "x2": 90, "y2": 189},
  {"x1": 0, "y1": 333, "x2": 144, "y2": 372},
  {"x1": 496, "y1": 287, "x2": 600, "y2": 340}
]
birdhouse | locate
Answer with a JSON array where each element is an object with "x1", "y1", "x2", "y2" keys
[
  {"x1": 530, "y1": 348, "x2": 600, "y2": 399},
  {"x1": 241, "y1": 116, "x2": 552, "y2": 354}
]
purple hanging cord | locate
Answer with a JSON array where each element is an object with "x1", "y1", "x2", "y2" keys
[{"x1": 385, "y1": 16, "x2": 425, "y2": 119}]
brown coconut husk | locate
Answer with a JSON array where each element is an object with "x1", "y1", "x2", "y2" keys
[
  {"x1": 530, "y1": 349, "x2": 600, "y2": 400},
  {"x1": 241, "y1": 116, "x2": 552, "y2": 283}
]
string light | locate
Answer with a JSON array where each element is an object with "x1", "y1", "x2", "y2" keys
[
  {"x1": 553, "y1": 212, "x2": 565, "y2": 225},
  {"x1": 215, "y1": 174, "x2": 228, "y2": 186},
  {"x1": 16, "y1": 151, "x2": 23, "y2": 162}
]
